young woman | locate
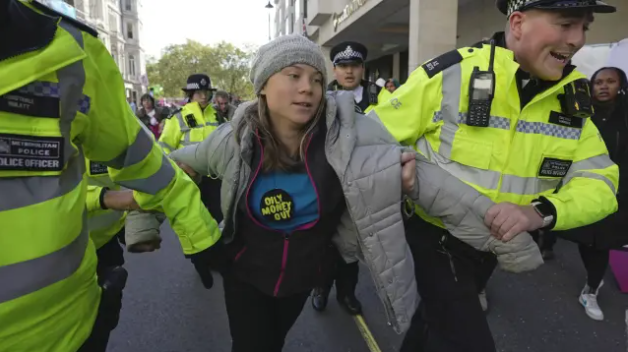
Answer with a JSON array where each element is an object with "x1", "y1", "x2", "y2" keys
[
  {"x1": 136, "y1": 93, "x2": 163, "y2": 139},
  {"x1": 170, "y1": 34, "x2": 539, "y2": 351}
]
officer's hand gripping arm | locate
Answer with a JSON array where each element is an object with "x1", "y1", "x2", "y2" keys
[{"x1": 79, "y1": 34, "x2": 219, "y2": 255}]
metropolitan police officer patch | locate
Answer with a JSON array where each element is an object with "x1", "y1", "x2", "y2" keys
[
  {"x1": 0, "y1": 133, "x2": 64, "y2": 171},
  {"x1": 89, "y1": 161, "x2": 108, "y2": 175},
  {"x1": 539, "y1": 157, "x2": 572, "y2": 177}
]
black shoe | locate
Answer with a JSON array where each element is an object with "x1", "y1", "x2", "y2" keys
[
  {"x1": 337, "y1": 294, "x2": 362, "y2": 315},
  {"x1": 311, "y1": 288, "x2": 329, "y2": 312}
]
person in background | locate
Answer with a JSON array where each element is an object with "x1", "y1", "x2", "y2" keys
[
  {"x1": 136, "y1": 93, "x2": 163, "y2": 139},
  {"x1": 385, "y1": 78, "x2": 400, "y2": 93},
  {"x1": 369, "y1": 0, "x2": 619, "y2": 350},
  {"x1": 312, "y1": 40, "x2": 382, "y2": 316},
  {"x1": 127, "y1": 96, "x2": 137, "y2": 114},
  {"x1": 214, "y1": 90, "x2": 237, "y2": 123},
  {"x1": 327, "y1": 41, "x2": 381, "y2": 114},
  {"x1": 539, "y1": 66, "x2": 628, "y2": 321}
]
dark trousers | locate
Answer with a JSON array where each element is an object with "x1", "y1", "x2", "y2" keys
[
  {"x1": 538, "y1": 232, "x2": 609, "y2": 289},
  {"x1": 79, "y1": 234, "x2": 127, "y2": 352},
  {"x1": 200, "y1": 176, "x2": 223, "y2": 224},
  {"x1": 321, "y1": 248, "x2": 359, "y2": 298},
  {"x1": 400, "y1": 216, "x2": 497, "y2": 352},
  {"x1": 223, "y1": 273, "x2": 310, "y2": 352}
]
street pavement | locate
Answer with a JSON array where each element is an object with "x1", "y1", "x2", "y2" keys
[{"x1": 108, "y1": 223, "x2": 628, "y2": 352}]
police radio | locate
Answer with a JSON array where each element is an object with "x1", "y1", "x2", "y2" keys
[
  {"x1": 467, "y1": 40, "x2": 497, "y2": 128},
  {"x1": 559, "y1": 79, "x2": 594, "y2": 118},
  {"x1": 185, "y1": 114, "x2": 198, "y2": 128}
]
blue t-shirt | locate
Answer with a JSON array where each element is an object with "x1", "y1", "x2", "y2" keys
[{"x1": 249, "y1": 171, "x2": 319, "y2": 232}]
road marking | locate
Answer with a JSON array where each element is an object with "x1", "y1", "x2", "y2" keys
[{"x1": 353, "y1": 314, "x2": 383, "y2": 352}]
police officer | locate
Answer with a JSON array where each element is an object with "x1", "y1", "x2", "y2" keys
[
  {"x1": 327, "y1": 41, "x2": 381, "y2": 113},
  {"x1": 0, "y1": 2, "x2": 221, "y2": 351},
  {"x1": 125, "y1": 73, "x2": 225, "y2": 253},
  {"x1": 369, "y1": 1, "x2": 618, "y2": 351},
  {"x1": 310, "y1": 41, "x2": 382, "y2": 316}
]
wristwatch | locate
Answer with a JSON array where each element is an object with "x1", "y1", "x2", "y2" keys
[{"x1": 531, "y1": 201, "x2": 554, "y2": 228}]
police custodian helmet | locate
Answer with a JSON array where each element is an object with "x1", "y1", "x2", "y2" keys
[
  {"x1": 182, "y1": 74, "x2": 216, "y2": 92},
  {"x1": 496, "y1": 0, "x2": 616, "y2": 16},
  {"x1": 330, "y1": 41, "x2": 368, "y2": 66}
]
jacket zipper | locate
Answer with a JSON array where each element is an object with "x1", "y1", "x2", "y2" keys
[{"x1": 242, "y1": 131, "x2": 319, "y2": 297}]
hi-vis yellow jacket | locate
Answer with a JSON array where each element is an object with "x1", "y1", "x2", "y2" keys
[
  {"x1": 370, "y1": 43, "x2": 618, "y2": 231},
  {"x1": 86, "y1": 159, "x2": 126, "y2": 249},
  {"x1": 0, "y1": 2, "x2": 220, "y2": 351},
  {"x1": 158, "y1": 102, "x2": 220, "y2": 154}
]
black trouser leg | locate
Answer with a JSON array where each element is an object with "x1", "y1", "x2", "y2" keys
[
  {"x1": 400, "y1": 217, "x2": 496, "y2": 352},
  {"x1": 335, "y1": 259, "x2": 359, "y2": 299},
  {"x1": 200, "y1": 176, "x2": 223, "y2": 224},
  {"x1": 96, "y1": 231, "x2": 125, "y2": 278},
  {"x1": 223, "y1": 274, "x2": 309, "y2": 352},
  {"x1": 78, "y1": 267, "x2": 128, "y2": 352},
  {"x1": 578, "y1": 244, "x2": 610, "y2": 290}
]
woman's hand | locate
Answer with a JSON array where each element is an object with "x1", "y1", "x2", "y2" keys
[
  {"x1": 103, "y1": 190, "x2": 139, "y2": 211},
  {"x1": 401, "y1": 152, "x2": 417, "y2": 194},
  {"x1": 176, "y1": 161, "x2": 198, "y2": 178}
]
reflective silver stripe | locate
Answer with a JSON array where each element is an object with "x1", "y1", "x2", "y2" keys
[
  {"x1": 499, "y1": 175, "x2": 561, "y2": 195},
  {"x1": 0, "y1": 212, "x2": 89, "y2": 304},
  {"x1": 516, "y1": 120, "x2": 582, "y2": 140},
  {"x1": 567, "y1": 171, "x2": 617, "y2": 194},
  {"x1": 432, "y1": 112, "x2": 511, "y2": 131},
  {"x1": 562, "y1": 154, "x2": 617, "y2": 193},
  {"x1": 569, "y1": 154, "x2": 616, "y2": 172},
  {"x1": 0, "y1": 154, "x2": 85, "y2": 212},
  {"x1": 117, "y1": 155, "x2": 175, "y2": 194},
  {"x1": 89, "y1": 210, "x2": 125, "y2": 231},
  {"x1": 205, "y1": 121, "x2": 220, "y2": 127},
  {"x1": 175, "y1": 112, "x2": 193, "y2": 146},
  {"x1": 437, "y1": 64, "x2": 462, "y2": 159},
  {"x1": 416, "y1": 137, "x2": 500, "y2": 190},
  {"x1": 0, "y1": 21, "x2": 85, "y2": 212},
  {"x1": 105, "y1": 129, "x2": 154, "y2": 169},
  {"x1": 180, "y1": 141, "x2": 198, "y2": 147}
]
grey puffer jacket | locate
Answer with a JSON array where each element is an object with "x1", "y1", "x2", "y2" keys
[{"x1": 169, "y1": 91, "x2": 542, "y2": 333}]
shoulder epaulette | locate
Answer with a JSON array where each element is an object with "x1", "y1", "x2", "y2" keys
[
  {"x1": 167, "y1": 107, "x2": 183, "y2": 119},
  {"x1": 421, "y1": 49, "x2": 464, "y2": 79},
  {"x1": 31, "y1": 1, "x2": 99, "y2": 38}
]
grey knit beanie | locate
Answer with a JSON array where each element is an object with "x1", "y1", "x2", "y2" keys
[{"x1": 250, "y1": 34, "x2": 328, "y2": 95}]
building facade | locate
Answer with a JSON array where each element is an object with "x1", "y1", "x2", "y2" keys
[
  {"x1": 47, "y1": 0, "x2": 148, "y2": 103},
  {"x1": 274, "y1": 0, "x2": 627, "y2": 83}
]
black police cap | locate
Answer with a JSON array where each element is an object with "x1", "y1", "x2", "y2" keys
[
  {"x1": 496, "y1": 0, "x2": 616, "y2": 16},
  {"x1": 182, "y1": 74, "x2": 216, "y2": 92},
  {"x1": 330, "y1": 41, "x2": 368, "y2": 65}
]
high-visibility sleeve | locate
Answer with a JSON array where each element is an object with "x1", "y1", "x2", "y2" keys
[
  {"x1": 78, "y1": 33, "x2": 219, "y2": 255},
  {"x1": 368, "y1": 67, "x2": 440, "y2": 146},
  {"x1": 158, "y1": 117, "x2": 182, "y2": 154},
  {"x1": 546, "y1": 120, "x2": 619, "y2": 230},
  {"x1": 86, "y1": 185, "x2": 104, "y2": 213}
]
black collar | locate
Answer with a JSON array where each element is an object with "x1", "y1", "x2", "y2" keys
[{"x1": 0, "y1": 0, "x2": 58, "y2": 62}]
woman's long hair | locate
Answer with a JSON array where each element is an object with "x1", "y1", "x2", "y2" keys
[
  {"x1": 591, "y1": 67, "x2": 628, "y2": 123},
  {"x1": 235, "y1": 95, "x2": 326, "y2": 172}
]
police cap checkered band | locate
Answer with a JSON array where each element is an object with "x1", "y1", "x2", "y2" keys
[
  {"x1": 497, "y1": 0, "x2": 616, "y2": 16},
  {"x1": 333, "y1": 46, "x2": 364, "y2": 64},
  {"x1": 182, "y1": 74, "x2": 215, "y2": 92}
]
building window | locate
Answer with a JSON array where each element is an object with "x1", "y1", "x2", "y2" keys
[
  {"x1": 290, "y1": 12, "x2": 294, "y2": 34},
  {"x1": 63, "y1": 0, "x2": 75, "y2": 5},
  {"x1": 125, "y1": 0, "x2": 132, "y2": 11},
  {"x1": 108, "y1": 12, "x2": 117, "y2": 33},
  {"x1": 129, "y1": 55, "x2": 136, "y2": 76},
  {"x1": 303, "y1": 0, "x2": 307, "y2": 18},
  {"x1": 126, "y1": 23, "x2": 134, "y2": 39}
]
